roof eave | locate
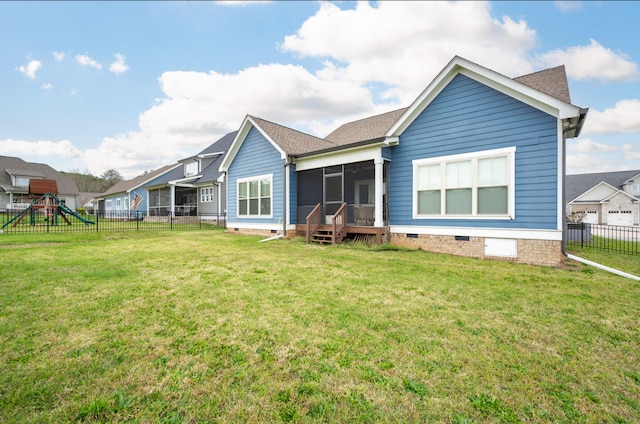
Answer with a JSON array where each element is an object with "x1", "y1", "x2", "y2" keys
[{"x1": 291, "y1": 136, "x2": 394, "y2": 159}]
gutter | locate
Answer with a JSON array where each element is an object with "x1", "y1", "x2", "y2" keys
[
  {"x1": 291, "y1": 136, "x2": 389, "y2": 159},
  {"x1": 567, "y1": 254, "x2": 640, "y2": 281}
]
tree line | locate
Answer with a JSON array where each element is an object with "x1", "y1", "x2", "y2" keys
[{"x1": 62, "y1": 169, "x2": 123, "y2": 193}]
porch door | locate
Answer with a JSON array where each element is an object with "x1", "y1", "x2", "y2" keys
[{"x1": 324, "y1": 165, "x2": 343, "y2": 218}]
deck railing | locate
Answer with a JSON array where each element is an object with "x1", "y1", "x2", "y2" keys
[
  {"x1": 332, "y1": 202, "x2": 347, "y2": 244},
  {"x1": 305, "y1": 203, "x2": 322, "y2": 243}
]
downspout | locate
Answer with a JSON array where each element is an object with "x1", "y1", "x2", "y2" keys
[{"x1": 561, "y1": 108, "x2": 589, "y2": 257}]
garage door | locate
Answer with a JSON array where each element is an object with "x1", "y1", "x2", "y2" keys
[
  {"x1": 582, "y1": 210, "x2": 598, "y2": 224},
  {"x1": 607, "y1": 210, "x2": 633, "y2": 226}
]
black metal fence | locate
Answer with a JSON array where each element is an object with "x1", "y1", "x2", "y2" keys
[
  {"x1": 0, "y1": 209, "x2": 226, "y2": 234},
  {"x1": 566, "y1": 222, "x2": 639, "y2": 255}
]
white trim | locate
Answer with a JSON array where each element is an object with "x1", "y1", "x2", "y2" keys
[
  {"x1": 295, "y1": 144, "x2": 382, "y2": 171},
  {"x1": 569, "y1": 181, "x2": 620, "y2": 204},
  {"x1": 412, "y1": 146, "x2": 515, "y2": 219},
  {"x1": 387, "y1": 56, "x2": 581, "y2": 137},
  {"x1": 390, "y1": 225, "x2": 563, "y2": 241},
  {"x1": 557, "y1": 119, "x2": 564, "y2": 231},
  {"x1": 285, "y1": 164, "x2": 291, "y2": 227},
  {"x1": 227, "y1": 222, "x2": 296, "y2": 231},
  {"x1": 220, "y1": 115, "x2": 287, "y2": 173}
]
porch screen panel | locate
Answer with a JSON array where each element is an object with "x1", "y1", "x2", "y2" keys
[{"x1": 325, "y1": 175, "x2": 342, "y2": 202}]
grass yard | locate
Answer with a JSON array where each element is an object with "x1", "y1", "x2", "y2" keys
[{"x1": 1, "y1": 229, "x2": 639, "y2": 423}]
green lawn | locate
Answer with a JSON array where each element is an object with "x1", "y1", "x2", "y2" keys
[{"x1": 1, "y1": 230, "x2": 639, "y2": 423}]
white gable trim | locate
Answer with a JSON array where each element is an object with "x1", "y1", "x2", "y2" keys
[
  {"x1": 601, "y1": 189, "x2": 639, "y2": 203},
  {"x1": 219, "y1": 115, "x2": 287, "y2": 173},
  {"x1": 569, "y1": 181, "x2": 619, "y2": 204},
  {"x1": 386, "y1": 56, "x2": 582, "y2": 137}
]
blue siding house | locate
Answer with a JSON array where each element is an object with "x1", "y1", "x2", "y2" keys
[
  {"x1": 220, "y1": 57, "x2": 587, "y2": 266},
  {"x1": 96, "y1": 164, "x2": 180, "y2": 217}
]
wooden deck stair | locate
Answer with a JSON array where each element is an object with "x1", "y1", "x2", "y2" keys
[
  {"x1": 310, "y1": 225, "x2": 339, "y2": 244},
  {"x1": 304, "y1": 202, "x2": 386, "y2": 245}
]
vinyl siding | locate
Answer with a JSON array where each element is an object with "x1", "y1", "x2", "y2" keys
[
  {"x1": 227, "y1": 126, "x2": 285, "y2": 224},
  {"x1": 388, "y1": 73, "x2": 559, "y2": 230}
]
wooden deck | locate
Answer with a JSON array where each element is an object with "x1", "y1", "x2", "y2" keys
[{"x1": 296, "y1": 224, "x2": 387, "y2": 244}]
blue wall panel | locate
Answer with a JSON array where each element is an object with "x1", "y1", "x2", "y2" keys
[
  {"x1": 228, "y1": 126, "x2": 285, "y2": 224},
  {"x1": 388, "y1": 73, "x2": 559, "y2": 230}
]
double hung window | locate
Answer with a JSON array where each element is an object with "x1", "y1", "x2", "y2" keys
[
  {"x1": 237, "y1": 175, "x2": 272, "y2": 217},
  {"x1": 201, "y1": 187, "x2": 214, "y2": 203},
  {"x1": 413, "y1": 147, "x2": 514, "y2": 218}
]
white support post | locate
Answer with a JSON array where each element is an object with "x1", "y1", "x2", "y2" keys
[
  {"x1": 374, "y1": 157, "x2": 384, "y2": 227},
  {"x1": 170, "y1": 185, "x2": 175, "y2": 215}
]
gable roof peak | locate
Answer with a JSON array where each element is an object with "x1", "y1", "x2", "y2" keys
[{"x1": 513, "y1": 65, "x2": 571, "y2": 104}]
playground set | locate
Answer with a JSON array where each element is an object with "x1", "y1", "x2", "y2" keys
[{"x1": 2, "y1": 179, "x2": 94, "y2": 229}]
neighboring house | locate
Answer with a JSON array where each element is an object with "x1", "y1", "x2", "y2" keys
[
  {"x1": 0, "y1": 155, "x2": 79, "y2": 211},
  {"x1": 142, "y1": 131, "x2": 236, "y2": 219},
  {"x1": 77, "y1": 192, "x2": 101, "y2": 213},
  {"x1": 95, "y1": 164, "x2": 180, "y2": 217},
  {"x1": 566, "y1": 170, "x2": 640, "y2": 226},
  {"x1": 220, "y1": 56, "x2": 588, "y2": 266}
]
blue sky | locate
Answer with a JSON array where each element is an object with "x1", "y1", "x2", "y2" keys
[{"x1": 1, "y1": 1, "x2": 639, "y2": 178}]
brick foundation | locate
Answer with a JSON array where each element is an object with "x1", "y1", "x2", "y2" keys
[{"x1": 389, "y1": 233, "x2": 563, "y2": 267}]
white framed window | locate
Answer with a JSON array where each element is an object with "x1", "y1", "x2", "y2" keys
[
  {"x1": 237, "y1": 174, "x2": 272, "y2": 217},
  {"x1": 185, "y1": 161, "x2": 198, "y2": 177},
  {"x1": 116, "y1": 198, "x2": 121, "y2": 210},
  {"x1": 15, "y1": 177, "x2": 29, "y2": 187},
  {"x1": 201, "y1": 187, "x2": 214, "y2": 203},
  {"x1": 413, "y1": 147, "x2": 515, "y2": 219},
  {"x1": 106, "y1": 199, "x2": 113, "y2": 210}
]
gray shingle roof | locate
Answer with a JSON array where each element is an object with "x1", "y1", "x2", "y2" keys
[
  {"x1": 197, "y1": 131, "x2": 237, "y2": 183},
  {"x1": 101, "y1": 164, "x2": 178, "y2": 196},
  {"x1": 250, "y1": 116, "x2": 337, "y2": 156},
  {"x1": 0, "y1": 155, "x2": 79, "y2": 195},
  {"x1": 243, "y1": 63, "x2": 576, "y2": 159},
  {"x1": 566, "y1": 170, "x2": 640, "y2": 203},
  {"x1": 514, "y1": 65, "x2": 571, "y2": 104},
  {"x1": 324, "y1": 108, "x2": 408, "y2": 145}
]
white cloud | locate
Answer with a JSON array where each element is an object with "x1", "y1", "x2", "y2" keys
[
  {"x1": 582, "y1": 99, "x2": 640, "y2": 135},
  {"x1": 75, "y1": 54, "x2": 102, "y2": 70},
  {"x1": 622, "y1": 144, "x2": 640, "y2": 161},
  {"x1": 538, "y1": 39, "x2": 639, "y2": 82},
  {"x1": 17, "y1": 59, "x2": 42, "y2": 79},
  {"x1": 73, "y1": 1, "x2": 640, "y2": 177},
  {"x1": 109, "y1": 53, "x2": 129, "y2": 74},
  {"x1": 554, "y1": 1, "x2": 582, "y2": 12},
  {"x1": 280, "y1": 1, "x2": 537, "y2": 104},
  {"x1": 0, "y1": 139, "x2": 82, "y2": 158},
  {"x1": 41, "y1": 83, "x2": 53, "y2": 90},
  {"x1": 569, "y1": 138, "x2": 618, "y2": 153},
  {"x1": 52, "y1": 51, "x2": 66, "y2": 61}
]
